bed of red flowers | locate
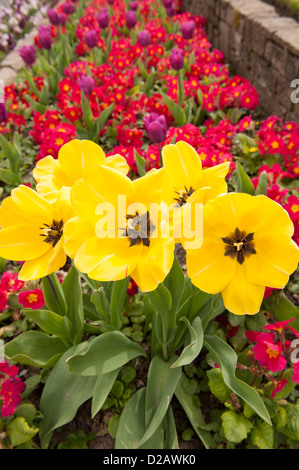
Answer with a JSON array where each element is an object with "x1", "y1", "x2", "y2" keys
[{"x1": 0, "y1": 0, "x2": 298, "y2": 450}]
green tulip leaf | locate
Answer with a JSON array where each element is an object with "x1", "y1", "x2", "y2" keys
[
  {"x1": 66, "y1": 331, "x2": 147, "y2": 376},
  {"x1": 38, "y1": 342, "x2": 97, "y2": 449},
  {"x1": 5, "y1": 331, "x2": 67, "y2": 368},
  {"x1": 134, "y1": 355, "x2": 181, "y2": 448},
  {"x1": 171, "y1": 316, "x2": 203, "y2": 368},
  {"x1": 204, "y1": 335, "x2": 271, "y2": 425}
]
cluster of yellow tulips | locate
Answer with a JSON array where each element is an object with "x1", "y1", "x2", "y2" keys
[{"x1": 0, "y1": 139, "x2": 298, "y2": 316}]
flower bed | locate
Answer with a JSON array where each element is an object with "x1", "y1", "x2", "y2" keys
[
  {"x1": 0, "y1": 0, "x2": 298, "y2": 451},
  {"x1": 0, "y1": 0, "x2": 55, "y2": 61}
]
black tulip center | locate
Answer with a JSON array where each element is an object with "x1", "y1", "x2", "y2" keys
[
  {"x1": 221, "y1": 227, "x2": 256, "y2": 265},
  {"x1": 121, "y1": 211, "x2": 156, "y2": 247},
  {"x1": 40, "y1": 219, "x2": 64, "y2": 248}
]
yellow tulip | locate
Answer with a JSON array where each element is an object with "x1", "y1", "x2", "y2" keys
[
  {"x1": 33, "y1": 139, "x2": 129, "y2": 202},
  {"x1": 63, "y1": 165, "x2": 175, "y2": 292},
  {"x1": 161, "y1": 141, "x2": 230, "y2": 247},
  {"x1": 162, "y1": 141, "x2": 230, "y2": 207},
  {"x1": 186, "y1": 193, "x2": 299, "y2": 315},
  {"x1": 0, "y1": 185, "x2": 74, "y2": 280}
]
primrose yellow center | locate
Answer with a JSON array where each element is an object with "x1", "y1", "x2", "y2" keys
[
  {"x1": 266, "y1": 346, "x2": 279, "y2": 359},
  {"x1": 27, "y1": 293, "x2": 38, "y2": 303}
]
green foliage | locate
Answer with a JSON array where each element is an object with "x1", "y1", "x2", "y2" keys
[
  {"x1": 250, "y1": 419, "x2": 274, "y2": 449},
  {"x1": 6, "y1": 416, "x2": 39, "y2": 447},
  {"x1": 38, "y1": 342, "x2": 98, "y2": 449},
  {"x1": 207, "y1": 368, "x2": 231, "y2": 404},
  {"x1": 66, "y1": 331, "x2": 147, "y2": 376},
  {"x1": 275, "y1": 403, "x2": 299, "y2": 441},
  {"x1": 263, "y1": 290, "x2": 299, "y2": 333},
  {"x1": 221, "y1": 410, "x2": 253, "y2": 443},
  {"x1": 108, "y1": 414, "x2": 121, "y2": 439},
  {"x1": 56, "y1": 430, "x2": 96, "y2": 449},
  {"x1": 204, "y1": 335, "x2": 271, "y2": 425}
]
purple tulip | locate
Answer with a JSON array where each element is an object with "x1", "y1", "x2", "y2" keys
[
  {"x1": 39, "y1": 24, "x2": 52, "y2": 35},
  {"x1": 126, "y1": 10, "x2": 137, "y2": 28},
  {"x1": 181, "y1": 20, "x2": 196, "y2": 40},
  {"x1": 169, "y1": 48, "x2": 184, "y2": 70},
  {"x1": 163, "y1": 0, "x2": 172, "y2": 7},
  {"x1": 107, "y1": 0, "x2": 114, "y2": 4},
  {"x1": 97, "y1": 8, "x2": 109, "y2": 29},
  {"x1": 144, "y1": 113, "x2": 167, "y2": 144},
  {"x1": 0, "y1": 103, "x2": 8, "y2": 125},
  {"x1": 38, "y1": 26, "x2": 52, "y2": 50},
  {"x1": 129, "y1": 1, "x2": 138, "y2": 10},
  {"x1": 47, "y1": 8, "x2": 60, "y2": 25},
  {"x1": 84, "y1": 30, "x2": 98, "y2": 48},
  {"x1": 137, "y1": 29, "x2": 151, "y2": 47},
  {"x1": 58, "y1": 13, "x2": 67, "y2": 26},
  {"x1": 61, "y1": 1, "x2": 75, "y2": 15},
  {"x1": 78, "y1": 75, "x2": 94, "y2": 95},
  {"x1": 18, "y1": 45, "x2": 36, "y2": 66},
  {"x1": 166, "y1": 3, "x2": 176, "y2": 16}
]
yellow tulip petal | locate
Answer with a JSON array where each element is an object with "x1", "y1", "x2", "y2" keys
[
  {"x1": 33, "y1": 155, "x2": 72, "y2": 197},
  {"x1": 131, "y1": 237, "x2": 175, "y2": 292},
  {"x1": 18, "y1": 242, "x2": 64, "y2": 281},
  {"x1": 10, "y1": 185, "x2": 53, "y2": 224},
  {"x1": 70, "y1": 179, "x2": 103, "y2": 225},
  {"x1": 51, "y1": 187, "x2": 73, "y2": 223},
  {"x1": 132, "y1": 167, "x2": 173, "y2": 207},
  {"x1": 222, "y1": 264, "x2": 265, "y2": 315},
  {"x1": 186, "y1": 237, "x2": 236, "y2": 294},
  {"x1": 197, "y1": 162, "x2": 230, "y2": 203},
  {"x1": 162, "y1": 141, "x2": 202, "y2": 192},
  {"x1": 246, "y1": 195, "x2": 295, "y2": 237},
  {"x1": 33, "y1": 155, "x2": 60, "y2": 183},
  {"x1": 35, "y1": 176, "x2": 62, "y2": 203},
  {"x1": 105, "y1": 154, "x2": 129, "y2": 175},
  {"x1": 0, "y1": 224, "x2": 50, "y2": 261},
  {"x1": 82, "y1": 165, "x2": 136, "y2": 208},
  {"x1": 63, "y1": 216, "x2": 95, "y2": 259},
  {"x1": 74, "y1": 236, "x2": 142, "y2": 281},
  {"x1": 48, "y1": 237, "x2": 67, "y2": 274},
  {"x1": 246, "y1": 234, "x2": 299, "y2": 288},
  {"x1": 0, "y1": 195, "x2": 33, "y2": 228},
  {"x1": 58, "y1": 139, "x2": 106, "y2": 184},
  {"x1": 202, "y1": 193, "x2": 254, "y2": 236}
]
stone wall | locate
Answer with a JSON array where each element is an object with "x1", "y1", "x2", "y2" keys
[{"x1": 183, "y1": 0, "x2": 299, "y2": 120}]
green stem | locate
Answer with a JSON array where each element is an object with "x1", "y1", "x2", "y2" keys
[
  {"x1": 158, "y1": 142, "x2": 163, "y2": 167},
  {"x1": 92, "y1": 48, "x2": 96, "y2": 67},
  {"x1": 161, "y1": 314, "x2": 169, "y2": 361},
  {"x1": 46, "y1": 274, "x2": 60, "y2": 304},
  {"x1": 177, "y1": 69, "x2": 185, "y2": 107}
]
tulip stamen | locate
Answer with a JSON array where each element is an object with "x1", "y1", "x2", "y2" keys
[
  {"x1": 120, "y1": 211, "x2": 156, "y2": 247},
  {"x1": 221, "y1": 227, "x2": 256, "y2": 265},
  {"x1": 40, "y1": 219, "x2": 63, "y2": 248},
  {"x1": 173, "y1": 186, "x2": 195, "y2": 207}
]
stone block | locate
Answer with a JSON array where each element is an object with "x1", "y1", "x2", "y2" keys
[
  {"x1": 273, "y1": 26, "x2": 299, "y2": 56},
  {"x1": 264, "y1": 41, "x2": 287, "y2": 73},
  {"x1": 218, "y1": 19, "x2": 231, "y2": 58},
  {"x1": 0, "y1": 67, "x2": 17, "y2": 86},
  {"x1": 276, "y1": 74, "x2": 298, "y2": 111},
  {"x1": 1, "y1": 51, "x2": 24, "y2": 72}
]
